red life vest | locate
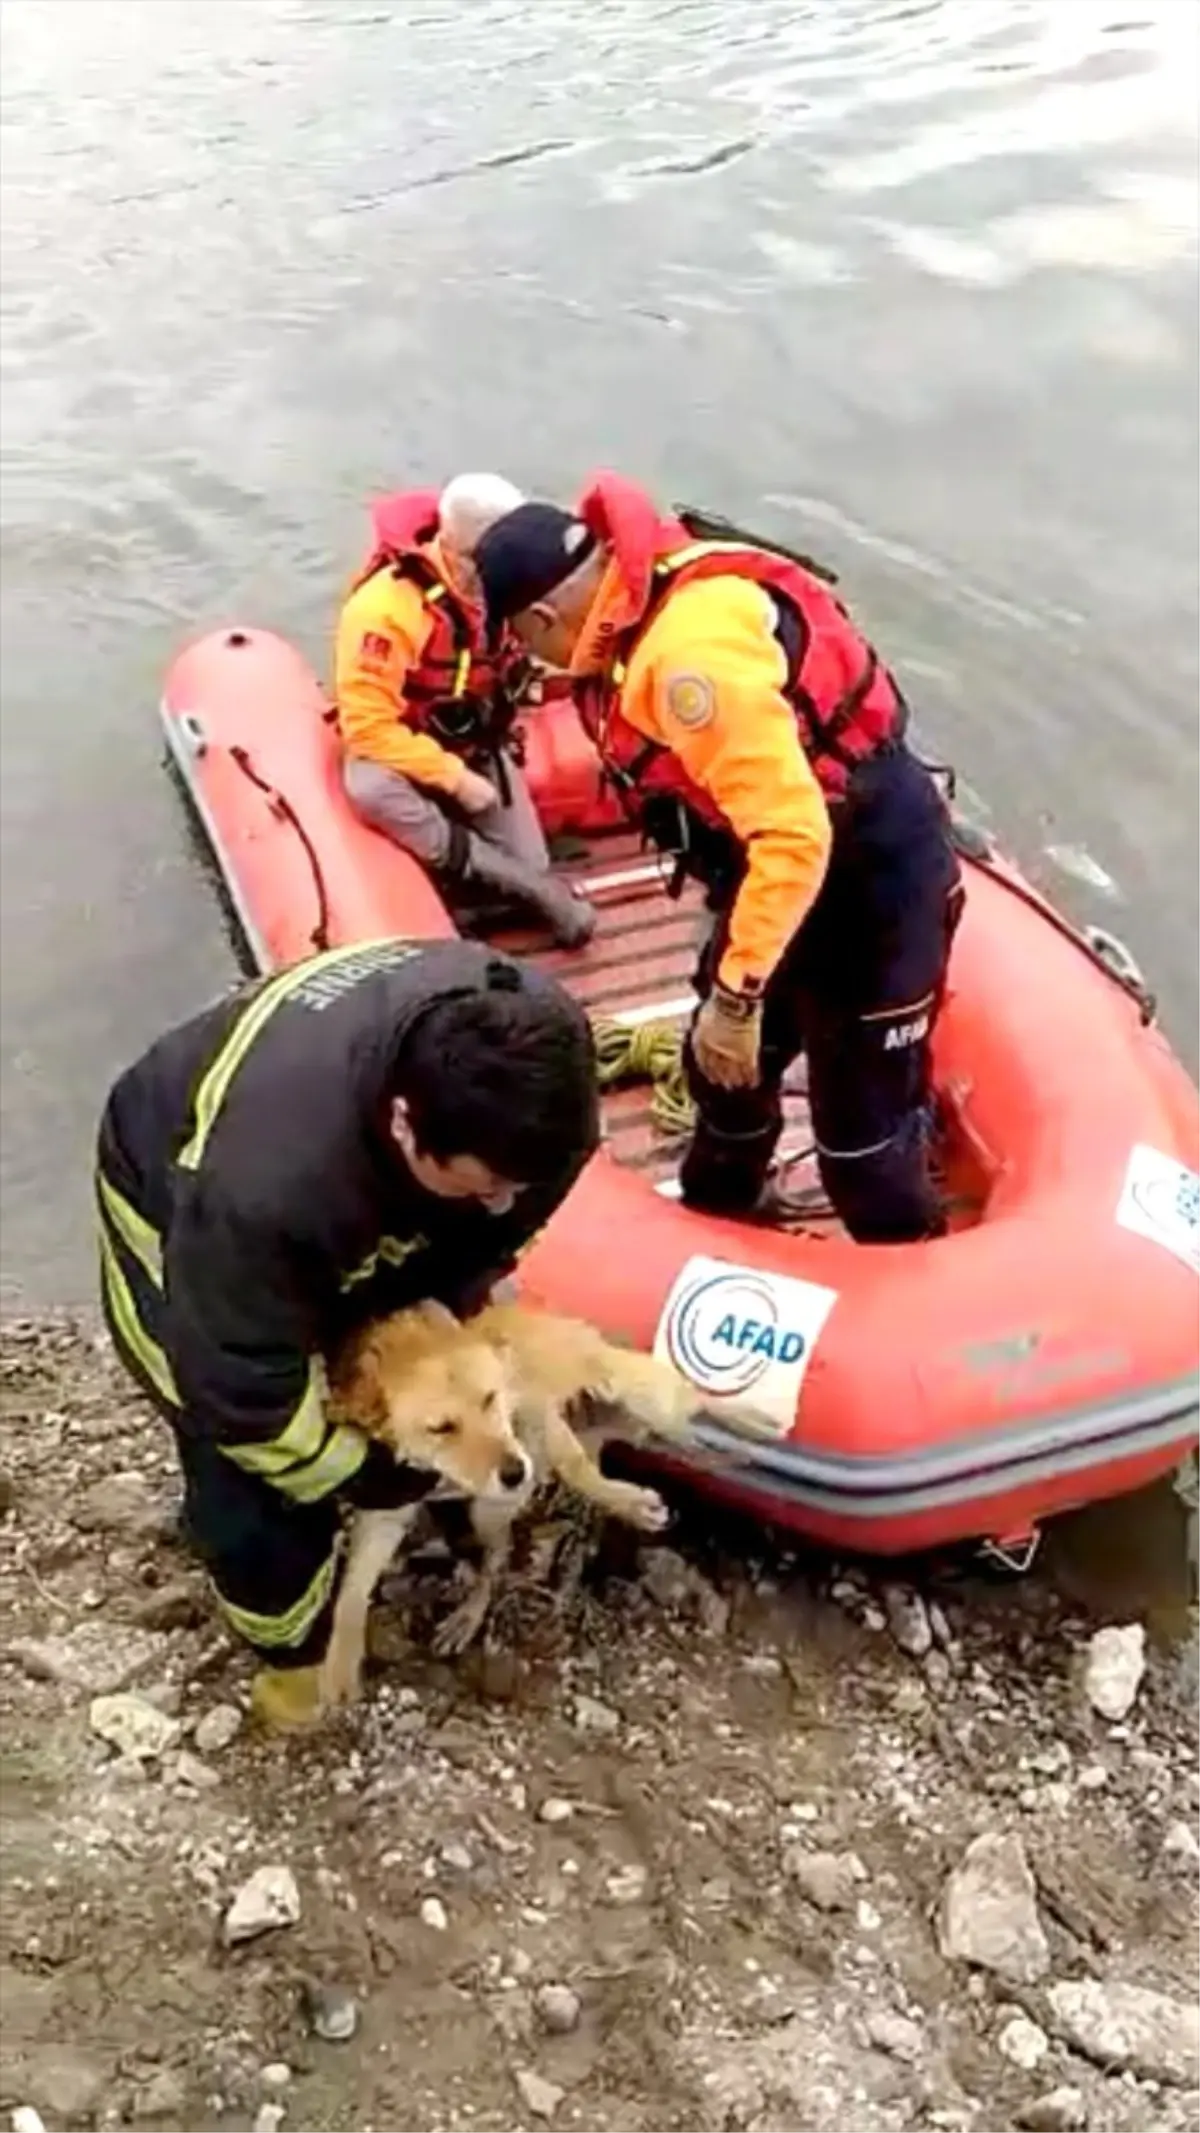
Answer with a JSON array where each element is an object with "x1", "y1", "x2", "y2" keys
[
  {"x1": 572, "y1": 475, "x2": 906, "y2": 829},
  {"x1": 350, "y1": 489, "x2": 525, "y2": 755}
]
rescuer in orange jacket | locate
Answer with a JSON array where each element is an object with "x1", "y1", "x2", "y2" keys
[
  {"x1": 334, "y1": 474, "x2": 595, "y2": 947},
  {"x1": 474, "y1": 475, "x2": 963, "y2": 1243}
]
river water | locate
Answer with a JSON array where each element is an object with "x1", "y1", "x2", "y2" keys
[{"x1": 1, "y1": 0, "x2": 1197, "y2": 1310}]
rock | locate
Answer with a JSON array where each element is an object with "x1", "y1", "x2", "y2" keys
[
  {"x1": 883, "y1": 1584, "x2": 933, "y2": 1658},
  {"x1": 131, "y1": 2069, "x2": 188, "y2": 2121},
  {"x1": 0, "y1": 1472, "x2": 16, "y2": 1516},
  {"x1": 129, "y1": 1579, "x2": 206, "y2": 1631},
  {"x1": 259, "y1": 2064, "x2": 292, "y2": 2092},
  {"x1": 782, "y1": 1848, "x2": 866, "y2": 1913},
  {"x1": 535, "y1": 1983, "x2": 581, "y2": 2034},
  {"x1": 1015, "y1": 2087, "x2": 1087, "y2": 2132},
  {"x1": 514, "y1": 2068, "x2": 564, "y2": 2121},
  {"x1": 11, "y1": 2112, "x2": 46, "y2": 2133},
  {"x1": 72, "y1": 1472, "x2": 174, "y2": 1541},
  {"x1": 301, "y1": 1979, "x2": 359, "y2": 2043},
  {"x1": 193, "y1": 1702, "x2": 243, "y2": 1755},
  {"x1": 998, "y1": 2015, "x2": 1050, "y2": 2070},
  {"x1": 5, "y1": 1623, "x2": 164, "y2": 1695},
  {"x1": 439, "y1": 1840, "x2": 474, "y2": 1873},
  {"x1": 538, "y1": 1796, "x2": 574, "y2": 1825},
  {"x1": 1161, "y1": 1819, "x2": 1200, "y2": 1867},
  {"x1": 89, "y1": 1691, "x2": 180, "y2": 1760},
  {"x1": 20, "y1": 2046, "x2": 108, "y2": 2123},
  {"x1": 171, "y1": 1749, "x2": 221, "y2": 1791},
  {"x1": 253, "y1": 2107, "x2": 285, "y2": 2133},
  {"x1": 420, "y1": 1896, "x2": 449, "y2": 1931},
  {"x1": 864, "y1": 2009, "x2": 924, "y2": 2062},
  {"x1": 937, "y1": 1832, "x2": 1050, "y2": 1985},
  {"x1": 224, "y1": 1864, "x2": 301, "y2": 1945},
  {"x1": 572, "y1": 1692, "x2": 620, "y2": 1738},
  {"x1": 1048, "y1": 1978, "x2": 1199, "y2": 2087},
  {"x1": 1082, "y1": 1623, "x2": 1146, "y2": 1721},
  {"x1": 925, "y1": 1650, "x2": 954, "y2": 1696},
  {"x1": 604, "y1": 1863, "x2": 648, "y2": 1907}
]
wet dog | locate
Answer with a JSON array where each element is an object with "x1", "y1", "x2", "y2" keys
[{"x1": 318, "y1": 1297, "x2": 721, "y2": 1709}]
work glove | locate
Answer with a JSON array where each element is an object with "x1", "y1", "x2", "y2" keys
[{"x1": 692, "y1": 983, "x2": 764, "y2": 1090}]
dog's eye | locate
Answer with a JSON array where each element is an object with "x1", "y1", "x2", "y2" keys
[
  {"x1": 482, "y1": 1390, "x2": 498, "y2": 1412},
  {"x1": 429, "y1": 1419, "x2": 460, "y2": 1439}
]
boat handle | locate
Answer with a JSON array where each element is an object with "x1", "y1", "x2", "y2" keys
[
  {"x1": 177, "y1": 712, "x2": 208, "y2": 759},
  {"x1": 1083, "y1": 925, "x2": 1147, "y2": 992}
]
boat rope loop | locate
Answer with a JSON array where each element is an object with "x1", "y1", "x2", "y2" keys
[{"x1": 590, "y1": 1016, "x2": 695, "y2": 1137}]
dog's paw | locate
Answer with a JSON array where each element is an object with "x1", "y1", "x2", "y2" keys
[
  {"x1": 432, "y1": 1587, "x2": 492, "y2": 1659},
  {"x1": 622, "y1": 1484, "x2": 671, "y2": 1534}
]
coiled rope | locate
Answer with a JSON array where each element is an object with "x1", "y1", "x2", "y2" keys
[{"x1": 589, "y1": 1016, "x2": 695, "y2": 1137}]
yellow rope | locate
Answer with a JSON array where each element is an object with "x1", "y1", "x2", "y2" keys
[{"x1": 590, "y1": 1015, "x2": 695, "y2": 1137}]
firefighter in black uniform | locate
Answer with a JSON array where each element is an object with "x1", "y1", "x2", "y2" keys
[{"x1": 95, "y1": 937, "x2": 599, "y2": 1729}]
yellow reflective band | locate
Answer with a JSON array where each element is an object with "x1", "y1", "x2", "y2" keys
[
  {"x1": 425, "y1": 583, "x2": 446, "y2": 605},
  {"x1": 214, "y1": 1550, "x2": 339, "y2": 1652},
  {"x1": 96, "y1": 1170, "x2": 163, "y2": 1288},
  {"x1": 98, "y1": 1226, "x2": 179, "y2": 1408},
  {"x1": 220, "y1": 1368, "x2": 327, "y2": 1478},
  {"x1": 340, "y1": 1232, "x2": 427, "y2": 1292},
  {"x1": 178, "y1": 942, "x2": 407, "y2": 1172},
  {"x1": 452, "y1": 648, "x2": 471, "y2": 698},
  {"x1": 656, "y1": 538, "x2": 748, "y2": 576},
  {"x1": 273, "y1": 1424, "x2": 368, "y2": 1504}
]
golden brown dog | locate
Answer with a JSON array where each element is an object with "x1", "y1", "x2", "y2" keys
[{"x1": 318, "y1": 1298, "x2": 722, "y2": 1709}]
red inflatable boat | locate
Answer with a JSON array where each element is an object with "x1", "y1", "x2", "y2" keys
[{"x1": 161, "y1": 626, "x2": 1200, "y2": 1558}]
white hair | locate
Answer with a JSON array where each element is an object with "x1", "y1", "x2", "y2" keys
[{"x1": 438, "y1": 472, "x2": 525, "y2": 557}]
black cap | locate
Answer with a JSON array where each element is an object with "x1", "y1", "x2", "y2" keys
[{"x1": 474, "y1": 502, "x2": 596, "y2": 626}]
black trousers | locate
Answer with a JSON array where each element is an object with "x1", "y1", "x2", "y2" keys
[
  {"x1": 679, "y1": 748, "x2": 963, "y2": 1243},
  {"x1": 95, "y1": 1172, "x2": 340, "y2": 1667}
]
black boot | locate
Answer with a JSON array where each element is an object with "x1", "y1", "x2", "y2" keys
[{"x1": 462, "y1": 831, "x2": 597, "y2": 949}]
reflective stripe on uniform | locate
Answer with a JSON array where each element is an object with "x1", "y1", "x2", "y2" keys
[
  {"x1": 97, "y1": 1222, "x2": 179, "y2": 1408},
  {"x1": 274, "y1": 1425, "x2": 368, "y2": 1503},
  {"x1": 213, "y1": 1549, "x2": 340, "y2": 1651},
  {"x1": 177, "y1": 940, "x2": 409, "y2": 1172},
  {"x1": 97, "y1": 1169, "x2": 163, "y2": 1287}
]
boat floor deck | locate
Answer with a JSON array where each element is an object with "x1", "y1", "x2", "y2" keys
[{"x1": 474, "y1": 826, "x2": 832, "y2": 1220}]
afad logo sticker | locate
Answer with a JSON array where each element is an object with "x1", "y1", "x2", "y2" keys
[
  {"x1": 654, "y1": 1254, "x2": 839, "y2": 1436},
  {"x1": 1115, "y1": 1143, "x2": 1200, "y2": 1276}
]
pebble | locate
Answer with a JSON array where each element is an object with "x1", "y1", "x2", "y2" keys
[
  {"x1": 439, "y1": 1841, "x2": 474, "y2": 1873},
  {"x1": 882, "y1": 1584, "x2": 933, "y2": 1658},
  {"x1": 171, "y1": 1749, "x2": 221, "y2": 1792},
  {"x1": 572, "y1": 1693, "x2": 620, "y2": 1738},
  {"x1": 783, "y1": 1848, "x2": 867, "y2": 1913},
  {"x1": 420, "y1": 1896, "x2": 449, "y2": 1931},
  {"x1": 301, "y1": 1980, "x2": 359, "y2": 2043},
  {"x1": 534, "y1": 1982, "x2": 582, "y2": 2034},
  {"x1": 260, "y1": 2064, "x2": 292, "y2": 2092},
  {"x1": 11, "y1": 2113, "x2": 46, "y2": 2133},
  {"x1": 924, "y1": 1650, "x2": 954, "y2": 1696},
  {"x1": 131, "y1": 2070, "x2": 188, "y2": 2122},
  {"x1": 1161, "y1": 1819, "x2": 1200, "y2": 1867},
  {"x1": 864, "y1": 2009, "x2": 924, "y2": 2063},
  {"x1": 998, "y1": 2015, "x2": 1050, "y2": 2070},
  {"x1": 72, "y1": 1472, "x2": 173, "y2": 1540},
  {"x1": 1016, "y1": 2089, "x2": 1087, "y2": 2133},
  {"x1": 604, "y1": 1863, "x2": 648, "y2": 1906},
  {"x1": 514, "y1": 2068, "x2": 564, "y2": 2121},
  {"x1": 937, "y1": 1831, "x2": 1050, "y2": 1986},
  {"x1": 1082, "y1": 1623, "x2": 1146, "y2": 1722},
  {"x1": 88, "y1": 1691, "x2": 180, "y2": 1761},
  {"x1": 193, "y1": 1702, "x2": 243, "y2": 1755},
  {"x1": 1076, "y1": 1764, "x2": 1109, "y2": 1791},
  {"x1": 862, "y1": 1604, "x2": 887, "y2": 1632},
  {"x1": 224, "y1": 1864, "x2": 301, "y2": 1945},
  {"x1": 253, "y1": 2107, "x2": 286, "y2": 2133},
  {"x1": 538, "y1": 1796, "x2": 574, "y2": 1825}
]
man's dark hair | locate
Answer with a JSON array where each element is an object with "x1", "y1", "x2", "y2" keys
[{"x1": 397, "y1": 964, "x2": 599, "y2": 1185}]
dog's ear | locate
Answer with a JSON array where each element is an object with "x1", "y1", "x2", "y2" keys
[{"x1": 329, "y1": 1335, "x2": 387, "y2": 1433}]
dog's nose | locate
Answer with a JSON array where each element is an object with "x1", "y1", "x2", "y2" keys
[{"x1": 498, "y1": 1453, "x2": 529, "y2": 1492}]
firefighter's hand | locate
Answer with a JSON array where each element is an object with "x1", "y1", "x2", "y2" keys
[
  {"x1": 456, "y1": 768, "x2": 499, "y2": 815},
  {"x1": 692, "y1": 985, "x2": 763, "y2": 1089}
]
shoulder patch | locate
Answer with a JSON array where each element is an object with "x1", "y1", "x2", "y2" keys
[
  {"x1": 358, "y1": 629, "x2": 395, "y2": 670},
  {"x1": 663, "y1": 671, "x2": 716, "y2": 730}
]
